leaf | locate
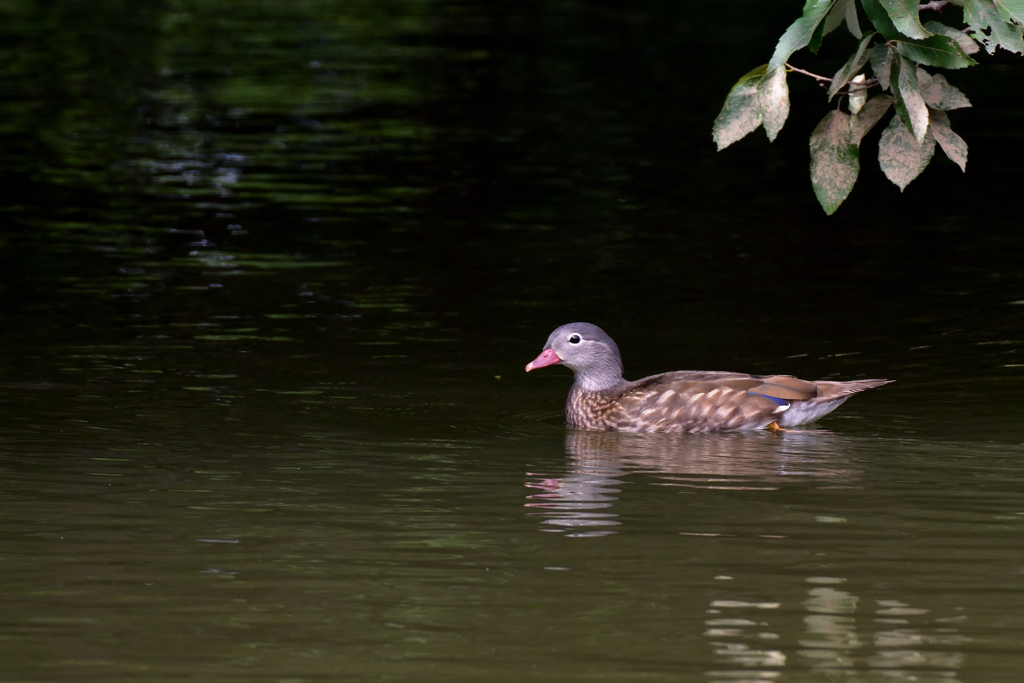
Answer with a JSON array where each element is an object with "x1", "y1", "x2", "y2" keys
[
  {"x1": 870, "y1": 44, "x2": 893, "y2": 90},
  {"x1": 930, "y1": 109, "x2": 968, "y2": 171},
  {"x1": 845, "y1": 0, "x2": 864, "y2": 38},
  {"x1": 829, "y1": 31, "x2": 877, "y2": 99},
  {"x1": 994, "y1": 0, "x2": 1024, "y2": 25},
  {"x1": 917, "y1": 69, "x2": 973, "y2": 109},
  {"x1": 758, "y1": 67, "x2": 790, "y2": 142},
  {"x1": 896, "y1": 34, "x2": 979, "y2": 68},
  {"x1": 892, "y1": 53, "x2": 929, "y2": 143},
  {"x1": 850, "y1": 94, "x2": 894, "y2": 143},
  {"x1": 993, "y1": 22, "x2": 1024, "y2": 54},
  {"x1": 848, "y1": 74, "x2": 869, "y2": 115},
  {"x1": 810, "y1": 110, "x2": 860, "y2": 214},
  {"x1": 965, "y1": 0, "x2": 1024, "y2": 54},
  {"x1": 878, "y1": 114, "x2": 936, "y2": 190},
  {"x1": 925, "y1": 20, "x2": 981, "y2": 55},
  {"x1": 823, "y1": 0, "x2": 855, "y2": 36},
  {"x1": 713, "y1": 66, "x2": 767, "y2": 150},
  {"x1": 809, "y1": 14, "x2": 828, "y2": 52},
  {"x1": 769, "y1": 0, "x2": 837, "y2": 71},
  {"x1": 862, "y1": 0, "x2": 901, "y2": 40},
  {"x1": 878, "y1": 0, "x2": 931, "y2": 38}
]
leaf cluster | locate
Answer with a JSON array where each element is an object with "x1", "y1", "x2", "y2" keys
[{"x1": 713, "y1": 0, "x2": 1022, "y2": 214}]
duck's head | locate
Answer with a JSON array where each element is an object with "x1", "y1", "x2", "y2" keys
[{"x1": 525, "y1": 322, "x2": 625, "y2": 391}]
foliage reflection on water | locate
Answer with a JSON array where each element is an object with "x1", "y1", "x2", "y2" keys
[{"x1": 706, "y1": 576, "x2": 968, "y2": 682}]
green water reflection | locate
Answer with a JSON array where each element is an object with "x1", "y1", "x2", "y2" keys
[
  {"x1": 2, "y1": 0, "x2": 1024, "y2": 681},
  {"x1": 4, "y1": 424, "x2": 1022, "y2": 681}
]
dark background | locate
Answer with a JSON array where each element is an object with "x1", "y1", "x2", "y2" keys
[{"x1": 0, "y1": 0, "x2": 1021, "y2": 404}]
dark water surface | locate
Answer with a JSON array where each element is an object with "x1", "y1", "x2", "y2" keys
[{"x1": 2, "y1": 0, "x2": 1024, "y2": 681}]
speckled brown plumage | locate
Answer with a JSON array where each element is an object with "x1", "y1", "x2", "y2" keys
[{"x1": 526, "y1": 323, "x2": 892, "y2": 433}]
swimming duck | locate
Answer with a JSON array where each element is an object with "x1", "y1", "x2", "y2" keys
[{"x1": 525, "y1": 322, "x2": 891, "y2": 433}]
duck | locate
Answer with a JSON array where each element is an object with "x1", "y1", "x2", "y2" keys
[{"x1": 525, "y1": 322, "x2": 892, "y2": 433}]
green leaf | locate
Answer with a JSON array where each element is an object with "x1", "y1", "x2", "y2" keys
[
  {"x1": 994, "y1": 0, "x2": 1024, "y2": 24},
  {"x1": 930, "y1": 109, "x2": 968, "y2": 171},
  {"x1": 823, "y1": 0, "x2": 855, "y2": 36},
  {"x1": 829, "y1": 31, "x2": 877, "y2": 99},
  {"x1": 878, "y1": 114, "x2": 936, "y2": 190},
  {"x1": 810, "y1": 110, "x2": 860, "y2": 214},
  {"x1": 850, "y1": 94, "x2": 894, "y2": 143},
  {"x1": 758, "y1": 67, "x2": 790, "y2": 142},
  {"x1": 845, "y1": 0, "x2": 864, "y2": 38},
  {"x1": 769, "y1": 0, "x2": 837, "y2": 71},
  {"x1": 878, "y1": 0, "x2": 931, "y2": 38},
  {"x1": 896, "y1": 34, "x2": 979, "y2": 68},
  {"x1": 809, "y1": 14, "x2": 828, "y2": 52},
  {"x1": 862, "y1": 0, "x2": 901, "y2": 39},
  {"x1": 892, "y1": 53, "x2": 930, "y2": 143},
  {"x1": 966, "y1": 0, "x2": 1024, "y2": 53},
  {"x1": 713, "y1": 66, "x2": 767, "y2": 150},
  {"x1": 925, "y1": 20, "x2": 981, "y2": 55},
  {"x1": 917, "y1": 69, "x2": 973, "y2": 109},
  {"x1": 994, "y1": 22, "x2": 1024, "y2": 53}
]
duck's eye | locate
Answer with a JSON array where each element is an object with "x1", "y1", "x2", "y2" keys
[{"x1": 568, "y1": 334, "x2": 581, "y2": 344}]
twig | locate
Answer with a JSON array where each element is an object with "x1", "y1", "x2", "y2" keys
[
  {"x1": 919, "y1": 1, "x2": 949, "y2": 11},
  {"x1": 844, "y1": 78, "x2": 879, "y2": 92},
  {"x1": 785, "y1": 63, "x2": 832, "y2": 82}
]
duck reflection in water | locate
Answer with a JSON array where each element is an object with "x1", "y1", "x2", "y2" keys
[
  {"x1": 525, "y1": 429, "x2": 862, "y2": 536},
  {"x1": 525, "y1": 435, "x2": 626, "y2": 538}
]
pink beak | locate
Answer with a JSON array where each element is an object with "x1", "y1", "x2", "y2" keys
[{"x1": 525, "y1": 348, "x2": 562, "y2": 372}]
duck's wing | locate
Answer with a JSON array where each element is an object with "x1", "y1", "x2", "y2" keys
[
  {"x1": 606, "y1": 372, "x2": 892, "y2": 432},
  {"x1": 608, "y1": 372, "x2": 795, "y2": 433},
  {"x1": 812, "y1": 378, "x2": 894, "y2": 398},
  {"x1": 775, "y1": 377, "x2": 893, "y2": 426}
]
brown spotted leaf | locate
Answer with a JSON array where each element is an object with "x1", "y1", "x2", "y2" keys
[
  {"x1": 878, "y1": 114, "x2": 936, "y2": 190},
  {"x1": 713, "y1": 66, "x2": 767, "y2": 150},
  {"x1": 892, "y1": 53, "x2": 929, "y2": 144},
  {"x1": 930, "y1": 109, "x2": 968, "y2": 171},
  {"x1": 758, "y1": 66, "x2": 790, "y2": 142},
  {"x1": 851, "y1": 94, "x2": 894, "y2": 143},
  {"x1": 810, "y1": 110, "x2": 860, "y2": 214},
  {"x1": 917, "y1": 69, "x2": 973, "y2": 110},
  {"x1": 870, "y1": 44, "x2": 893, "y2": 90}
]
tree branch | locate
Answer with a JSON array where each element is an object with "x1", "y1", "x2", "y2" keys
[
  {"x1": 919, "y1": 1, "x2": 949, "y2": 11},
  {"x1": 845, "y1": 78, "x2": 879, "y2": 92},
  {"x1": 785, "y1": 63, "x2": 831, "y2": 82}
]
